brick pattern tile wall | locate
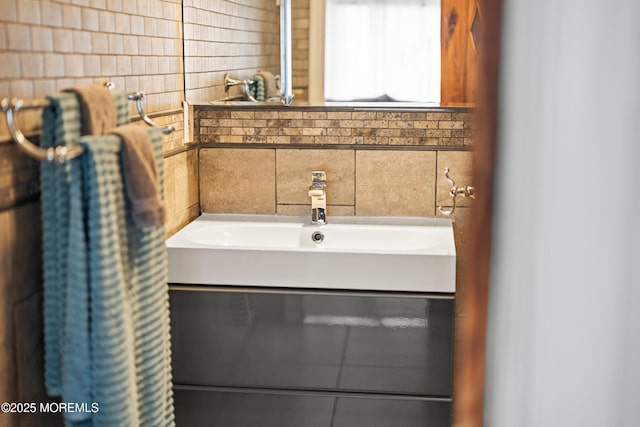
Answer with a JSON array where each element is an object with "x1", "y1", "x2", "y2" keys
[
  {"x1": 183, "y1": 0, "x2": 280, "y2": 103},
  {"x1": 0, "y1": 0, "x2": 184, "y2": 121},
  {"x1": 292, "y1": 0, "x2": 310, "y2": 102},
  {"x1": 0, "y1": 0, "x2": 198, "y2": 236},
  {"x1": 197, "y1": 108, "x2": 474, "y2": 146}
]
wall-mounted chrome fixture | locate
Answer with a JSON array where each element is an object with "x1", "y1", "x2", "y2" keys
[
  {"x1": 223, "y1": 74, "x2": 258, "y2": 102},
  {"x1": 279, "y1": 0, "x2": 294, "y2": 105},
  {"x1": 223, "y1": 73, "x2": 284, "y2": 103},
  {"x1": 1, "y1": 81, "x2": 175, "y2": 163},
  {"x1": 438, "y1": 167, "x2": 475, "y2": 216},
  {"x1": 308, "y1": 170, "x2": 327, "y2": 225},
  {"x1": 127, "y1": 91, "x2": 176, "y2": 135}
]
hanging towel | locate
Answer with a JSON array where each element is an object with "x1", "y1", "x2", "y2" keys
[
  {"x1": 40, "y1": 91, "x2": 80, "y2": 397},
  {"x1": 40, "y1": 88, "x2": 129, "y2": 398},
  {"x1": 40, "y1": 89, "x2": 174, "y2": 426},
  {"x1": 66, "y1": 128, "x2": 173, "y2": 427},
  {"x1": 255, "y1": 70, "x2": 278, "y2": 99},
  {"x1": 110, "y1": 124, "x2": 166, "y2": 227},
  {"x1": 62, "y1": 84, "x2": 119, "y2": 135}
]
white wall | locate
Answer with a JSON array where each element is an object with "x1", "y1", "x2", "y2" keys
[{"x1": 485, "y1": 1, "x2": 640, "y2": 426}]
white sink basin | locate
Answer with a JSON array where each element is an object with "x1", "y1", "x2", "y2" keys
[
  {"x1": 166, "y1": 214, "x2": 456, "y2": 293},
  {"x1": 183, "y1": 222, "x2": 447, "y2": 252}
]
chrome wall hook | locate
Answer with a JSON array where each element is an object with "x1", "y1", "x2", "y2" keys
[
  {"x1": 127, "y1": 92, "x2": 175, "y2": 134},
  {"x1": 438, "y1": 167, "x2": 475, "y2": 216}
]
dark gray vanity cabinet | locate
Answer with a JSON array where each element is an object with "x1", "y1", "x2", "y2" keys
[{"x1": 170, "y1": 286, "x2": 454, "y2": 427}]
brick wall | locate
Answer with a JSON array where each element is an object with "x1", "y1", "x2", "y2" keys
[
  {"x1": 0, "y1": 0, "x2": 184, "y2": 120},
  {"x1": 0, "y1": 0, "x2": 198, "y2": 234},
  {"x1": 198, "y1": 108, "x2": 473, "y2": 146},
  {"x1": 183, "y1": 0, "x2": 280, "y2": 102},
  {"x1": 292, "y1": 0, "x2": 310, "y2": 102}
]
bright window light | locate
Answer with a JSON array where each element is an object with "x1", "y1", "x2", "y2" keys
[{"x1": 324, "y1": 0, "x2": 441, "y2": 102}]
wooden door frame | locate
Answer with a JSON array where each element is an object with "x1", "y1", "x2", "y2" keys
[
  {"x1": 441, "y1": 0, "x2": 472, "y2": 104},
  {"x1": 451, "y1": 0, "x2": 503, "y2": 426}
]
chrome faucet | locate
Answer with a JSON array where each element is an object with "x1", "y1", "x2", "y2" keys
[{"x1": 308, "y1": 171, "x2": 327, "y2": 225}]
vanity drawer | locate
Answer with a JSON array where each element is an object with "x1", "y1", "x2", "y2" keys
[
  {"x1": 170, "y1": 287, "x2": 454, "y2": 397},
  {"x1": 174, "y1": 388, "x2": 452, "y2": 427}
]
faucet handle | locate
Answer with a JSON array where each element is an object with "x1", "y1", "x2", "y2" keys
[
  {"x1": 465, "y1": 186, "x2": 476, "y2": 198},
  {"x1": 311, "y1": 170, "x2": 326, "y2": 183}
]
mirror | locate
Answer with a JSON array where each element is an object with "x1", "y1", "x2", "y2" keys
[
  {"x1": 311, "y1": 0, "x2": 441, "y2": 104},
  {"x1": 183, "y1": 0, "x2": 470, "y2": 106}
]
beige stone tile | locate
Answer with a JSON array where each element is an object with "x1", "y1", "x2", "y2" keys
[
  {"x1": 231, "y1": 111, "x2": 254, "y2": 119},
  {"x1": 0, "y1": 144, "x2": 30, "y2": 190},
  {"x1": 327, "y1": 111, "x2": 351, "y2": 119},
  {"x1": 17, "y1": 0, "x2": 41, "y2": 25},
  {"x1": 326, "y1": 205, "x2": 355, "y2": 216},
  {"x1": 376, "y1": 112, "x2": 402, "y2": 120},
  {"x1": 0, "y1": 52, "x2": 20, "y2": 79},
  {"x1": 439, "y1": 120, "x2": 465, "y2": 129},
  {"x1": 20, "y1": 54, "x2": 44, "y2": 78},
  {"x1": 356, "y1": 150, "x2": 436, "y2": 217},
  {"x1": 165, "y1": 149, "x2": 199, "y2": 216},
  {"x1": 278, "y1": 111, "x2": 303, "y2": 119},
  {"x1": 276, "y1": 149, "x2": 355, "y2": 205},
  {"x1": 401, "y1": 112, "x2": 427, "y2": 121},
  {"x1": 414, "y1": 120, "x2": 439, "y2": 129},
  {"x1": 255, "y1": 111, "x2": 279, "y2": 119},
  {"x1": 276, "y1": 204, "x2": 354, "y2": 217},
  {"x1": 276, "y1": 204, "x2": 308, "y2": 216},
  {"x1": 0, "y1": 202, "x2": 62, "y2": 425},
  {"x1": 436, "y1": 150, "x2": 475, "y2": 208},
  {"x1": 200, "y1": 148, "x2": 276, "y2": 214},
  {"x1": 81, "y1": 8, "x2": 100, "y2": 31},
  {"x1": 426, "y1": 112, "x2": 452, "y2": 120},
  {"x1": 302, "y1": 111, "x2": 327, "y2": 119},
  {"x1": 0, "y1": 202, "x2": 42, "y2": 302},
  {"x1": 352, "y1": 111, "x2": 376, "y2": 120},
  {"x1": 313, "y1": 136, "x2": 341, "y2": 144}
]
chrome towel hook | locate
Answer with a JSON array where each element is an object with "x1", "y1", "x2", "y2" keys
[
  {"x1": 1, "y1": 98, "x2": 85, "y2": 163},
  {"x1": 127, "y1": 91, "x2": 175, "y2": 135},
  {"x1": 438, "y1": 168, "x2": 475, "y2": 216}
]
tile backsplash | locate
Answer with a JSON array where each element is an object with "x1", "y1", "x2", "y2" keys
[
  {"x1": 198, "y1": 108, "x2": 474, "y2": 146},
  {"x1": 195, "y1": 105, "x2": 474, "y2": 218}
]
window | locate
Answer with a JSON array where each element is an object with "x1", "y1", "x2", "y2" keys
[{"x1": 324, "y1": 0, "x2": 441, "y2": 102}]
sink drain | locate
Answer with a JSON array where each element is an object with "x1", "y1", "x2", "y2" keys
[{"x1": 311, "y1": 231, "x2": 324, "y2": 243}]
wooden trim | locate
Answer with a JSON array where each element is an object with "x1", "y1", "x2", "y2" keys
[
  {"x1": 452, "y1": 0, "x2": 502, "y2": 426},
  {"x1": 466, "y1": 0, "x2": 480, "y2": 102},
  {"x1": 441, "y1": 0, "x2": 470, "y2": 104}
]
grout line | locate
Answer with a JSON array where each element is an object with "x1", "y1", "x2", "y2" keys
[
  {"x1": 435, "y1": 150, "x2": 440, "y2": 216},
  {"x1": 353, "y1": 149, "x2": 357, "y2": 216},
  {"x1": 274, "y1": 148, "x2": 278, "y2": 213},
  {"x1": 199, "y1": 142, "x2": 472, "y2": 151}
]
